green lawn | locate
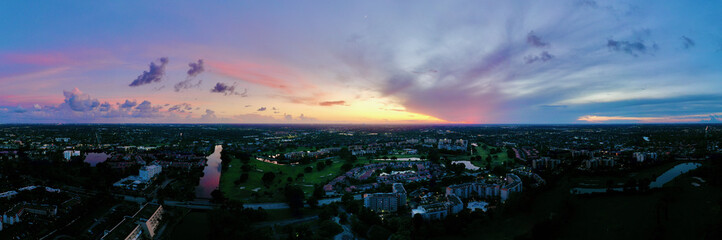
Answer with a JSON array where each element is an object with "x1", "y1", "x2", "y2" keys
[
  {"x1": 443, "y1": 143, "x2": 514, "y2": 169},
  {"x1": 220, "y1": 156, "x2": 345, "y2": 203},
  {"x1": 560, "y1": 171, "x2": 720, "y2": 240},
  {"x1": 571, "y1": 161, "x2": 683, "y2": 188},
  {"x1": 454, "y1": 162, "x2": 721, "y2": 240},
  {"x1": 169, "y1": 211, "x2": 210, "y2": 240}
]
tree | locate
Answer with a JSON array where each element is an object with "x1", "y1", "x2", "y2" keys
[
  {"x1": 317, "y1": 220, "x2": 343, "y2": 238},
  {"x1": 262, "y1": 172, "x2": 276, "y2": 185},
  {"x1": 284, "y1": 185, "x2": 305, "y2": 215},
  {"x1": 341, "y1": 163, "x2": 353, "y2": 172},
  {"x1": 316, "y1": 161, "x2": 326, "y2": 171},
  {"x1": 239, "y1": 173, "x2": 249, "y2": 183},
  {"x1": 304, "y1": 166, "x2": 313, "y2": 173}
]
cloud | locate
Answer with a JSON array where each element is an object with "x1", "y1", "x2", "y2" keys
[
  {"x1": 578, "y1": 113, "x2": 722, "y2": 123},
  {"x1": 129, "y1": 57, "x2": 169, "y2": 87},
  {"x1": 132, "y1": 100, "x2": 162, "y2": 118},
  {"x1": 210, "y1": 82, "x2": 248, "y2": 96},
  {"x1": 257, "y1": 107, "x2": 267, "y2": 111},
  {"x1": 99, "y1": 102, "x2": 111, "y2": 112},
  {"x1": 319, "y1": 100, "x2": 347, "y2": 106},
  {"x1": 201, "y1": 109, "x2": 216, "y2": 120},
  {"x1": 527, "y1": 31, "x2": 549, "y2": 47},
  {"x1": 63, "y1": 88, "x2": 99, "y2": 111},
  {"x1": 168, "y1": 103, "x2": 193, "y2": 113},
  {"x1": 13, "y1": 105, "x2": 26, "y2": 113},
  {"x1": 120, "y1": 100, "x2": 137, "y2": 108},
  {"x1": 174, "y1": 59, "x2": 205, "y2": 92},
  {"x1": 524, "y1": 51, "x2": 554, "y2": 64},
  {"x1": 681, "y1": 36, "x2": 695, "y2": 49},
  {"x1": 187, "y1": 59, "x2": 205, "y2": 77},
  {"x1": 174, "y1": 79, "x2": 203, "y2": 92},
  {"x1": 607, "y1": 39, "x2": 656, "y2": 57}
]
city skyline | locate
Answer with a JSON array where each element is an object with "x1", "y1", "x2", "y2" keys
[{"x1": 2, "y1": 1, "x2": 722, "y2": 124}]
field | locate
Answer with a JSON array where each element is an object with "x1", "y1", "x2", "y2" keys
[
  {"x1": 570, "y1": 161, "x2": 683, "y2": 188},
  {"x1": 169, "y1": 211, "x2": 210, "y2": 240},
  {"x1": 220, "y1": 156, "x2": 345, "y2": 202},
  {"x1": 454, "y1": 162, "x2": 720, "y2": 239},
  {"x1": 444, "y1": 142, "x2": 514, "y2": 169}
]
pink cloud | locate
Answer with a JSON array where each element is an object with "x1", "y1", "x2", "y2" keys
[
  {"x1": 1, "y1": 53, "x2": 72, "y2": 66},
  {"x1": 578, "y1": 114, "x2": 722, "y2": 123},
  {"x1": 207, "y1": 60, "x2": 315, "y2": 93}
]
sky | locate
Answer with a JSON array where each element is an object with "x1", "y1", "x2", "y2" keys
[{"x1": 1, "y1": 0, "x2": 721, "y2": 124}]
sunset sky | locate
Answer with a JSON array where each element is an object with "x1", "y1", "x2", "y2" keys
[{"x1": 2, "y1": 1, "x2": 721, "y2": 124}]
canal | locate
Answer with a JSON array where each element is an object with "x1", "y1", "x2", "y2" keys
[{"x1": 195, "y1": 145, "x2": 223, "y2": 198}]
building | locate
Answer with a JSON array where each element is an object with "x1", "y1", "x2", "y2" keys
[
  {"x1": 446, "y1": 183, "x2": 475, "y2": 199},
  {"x1": 392, "y1": 183, "x2": 407, "y2": 207},
  {"x1": 468, "y1": 201, "x2": 489, "y2": 212},
  {"x1": 364, "y1": 183, "x2": 407, "y2": 212},
  {"x1": 139, "y1": 165, "x2": 162, "y2": 181},
  {"x1": 363, "y1": 193, "x2": 399, "y2": 213},
  {"x1": 532, "y1": 157, "x2": 561, "y2": 170},
  {"x1": 63, "y1": 150, "x2": 80, "y2": 161},
  {"x1": 114, "y1": 165, "x2": 163, "y2": 190},
  {"x1": 411, "y1": 194, "x2": 464, "y2": 221},
  {"x1": 102, "y1": 203, "x2": 164, "y2": 240}
]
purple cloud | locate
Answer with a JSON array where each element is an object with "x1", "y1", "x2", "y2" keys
[
  {"x1": 527, "y1": 31, "x2": 549, "y2": 47},
  {"x1": 524, "y1": 51, "x2": 554, "y2": 64},
  {"x1": 210, "y1": 82, "x2": 247, "y2": 96},
  {"x1": 63, "y1": 88, "x2": 100, "y2": 111},
  {"x1": 120, "y1": 100, "x2": 137, "y2": 108},
  {"x1": 129, "y1": 57, "x2": 169, "y2": 87}
]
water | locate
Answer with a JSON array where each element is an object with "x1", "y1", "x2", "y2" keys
[
  {"x1": 84, "y1": 152, "x2": 109, "y2": 166},
  {"x1": 571, "y1": 162, "x2": 702, "y2": 194},
  {"x1": 649, "y1": 162, "x2": 701, "y2": 188},
  {"x1": 195, "y1": 145, "x2": 223, "y2": 199}
]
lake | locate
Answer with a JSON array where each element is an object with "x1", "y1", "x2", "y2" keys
[
  {"x1": 571, "y1": 162, "x2": 702, "y2": 194},
  {"x1": 84, "y1": 152, "x2": 109, "y2": 167},
  {"x1": 195, "y1": 145, "x2": 223, "y2": 199}
]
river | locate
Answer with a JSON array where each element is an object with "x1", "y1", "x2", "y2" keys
[{"x1": 195, "y1": 145, "x2": 223, "y2": 199}]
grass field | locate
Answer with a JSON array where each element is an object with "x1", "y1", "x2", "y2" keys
[
  {"x1": 220, "y1": 156, "x2": 345, "y2": 202},
  {"x1": 169, "y1": 211, "x2": 210, "y2": 240},
  {"x1": 571, "y1": 161, "x2": 683, "y2": 188},
  {"x1": 559, "y1": 171, "x2": 720, "y2": 240},
  {"x1": 444, "y1": 142, "x2": 514, "y2": 169},
  {"x1": 454, "y1": 162, "x2": 720, "y2": 240}
]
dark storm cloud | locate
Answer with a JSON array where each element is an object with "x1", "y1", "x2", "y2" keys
[
  {"x1": 607, "y1": 39, "x2": 656, "y2": 57},
  {"x1": 524, "y1": 51, "x2": 554, "y2": 64},
  {"x1": 681, "y1": 36, "x2": 695, "y2": 49},
  {"x1": 63, "y1": 89, "x2": 100, "y2": 112},
  {"x1": 210, "y1": 82, "x2": 247, "y2": 96},
  {"x1": 129, "y1": 57, "x2": 169, "y2": 87},
  {"x1": 527, "y1": 31, "x2": 549, "y2": 47}
]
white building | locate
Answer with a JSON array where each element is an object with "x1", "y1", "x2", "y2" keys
[
  {"x1": 139, "y1": 165, "x2": 162, "y2": 181},
  {"x1": 63, "y1": 150, "x2": 80, "y2": 161}
]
